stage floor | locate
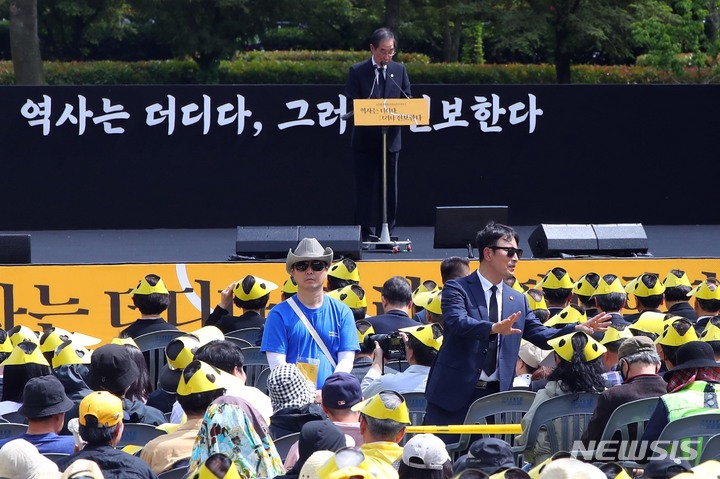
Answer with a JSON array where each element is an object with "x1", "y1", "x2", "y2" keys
[{"x1": 8, "y1": 225, "x2": 720, "y2": 265}]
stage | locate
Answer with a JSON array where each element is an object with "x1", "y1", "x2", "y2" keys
[{"x1": 10, "y1": 225, "x2": 720, "y2": 265}]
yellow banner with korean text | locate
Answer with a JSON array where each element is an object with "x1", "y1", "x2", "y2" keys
[{"x1": 1, "y1": 258, "x2": 718, "y2": 343}]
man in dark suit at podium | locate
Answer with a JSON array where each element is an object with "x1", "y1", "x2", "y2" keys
[{"x1": 345, "y1": 27, "x2": 412, "y2": 242}]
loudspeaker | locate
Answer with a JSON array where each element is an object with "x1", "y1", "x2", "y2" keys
[
  {"x1": 298, "y1": 226, "x2": 362, "y2": 260},
  {"x1": 236, "y1": 226, "x2": 298, "y2": 259},
  {"x1": 528, "y1": 224, "x2": 648, "y2": 258},
  {"x1": 235, "y1": 226, "x2": 362, "y2": 260},
  {"x1": 0, "y1": 234, "x2": 31, "y2": 264}
]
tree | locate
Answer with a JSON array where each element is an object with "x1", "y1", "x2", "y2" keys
[
  {"x1": 488, "y1": 0, "x2": 637, "y2": 82},
  {"x1": 632, "y1": 0, "x2": 720, "y2": 82},
  {"x1": 9, "y1": 0, "x2": 44, "y2": 84}
]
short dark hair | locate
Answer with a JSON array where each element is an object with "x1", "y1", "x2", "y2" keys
[
  {"x1": 382, "y1": 276, "x2": 412, "y2": 306},
  {"x1": 440, "y1": 256, "x2": 470, "y2": 283},
  {"x1": 636, "y1": 273, "x2": 663, "y2": 309},
  {"x1": 660, "y1": 320, "x2": 693, "y2": 366},
  {"x1": 576, "y1": 272, "x2": 600, "y2": 306},
  {"x1": 177, "y1": 362, "x2": 226, "y2": 415},
  {"x1": 542, "y1": 267, "x2": 573, "y2": 306},
  {"x1": 595, "y1": 274, "x2": 627, "y2": 312},
  {"x1": 406, "y1": 326, "x2": 442, "y2": 367},
  {"x1": 475, "y1": 222, "x2": 519, "y2": 263},
  {"x1": 371, "y1": 27, "x2": 396, "y2": 48},
  {"x1": 664, "y1": 269, "x2": 692, "y2": 302},
  {"x1": 698, "y1": 298, "x2": 720, "y2": 314},
  {"x1": 233, "y1": 275, "x2": 271, "y2": 310},
  {"x1": 194, "y1": 340, "x2": 244, "y2": 374},
  {"x1": 132, "y1": 274, "x2": 170, "y2": 315},
  {"x1": 79, "y1": 421, "x2": 119, "y2": 446}
]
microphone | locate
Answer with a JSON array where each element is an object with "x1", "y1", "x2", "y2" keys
[
  {"x1": 387, "y1": 64, "x2": 412, "y2": 100},
  {"x1": 368, "y1": 64, "x2": 382, "y2": 99}
]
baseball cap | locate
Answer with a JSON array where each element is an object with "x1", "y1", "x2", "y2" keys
[
  {"x1": 402, "y1": 433, "x2": 450, "y2": 470},
  {"x1": 322, "y1": 372, "x2": 362, "y2": 409},
  {"x1": 79, "y1": 391, "x2": 123, "y2": 427}
]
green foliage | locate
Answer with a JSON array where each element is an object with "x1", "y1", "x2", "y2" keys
[
  {"x1": 631, "y1": 0, "x2": 720, "y2": 82},
  {"x1": 461, "y1": 22, "x2": 485, "y2": 63}
]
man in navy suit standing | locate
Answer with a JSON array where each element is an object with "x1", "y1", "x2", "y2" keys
[
  {"x1": 345, "y1": 27, "x2": 411, "y2": 242},
  {"x1": 424, "y1": 222, "x2": 611, "y2": 442}
]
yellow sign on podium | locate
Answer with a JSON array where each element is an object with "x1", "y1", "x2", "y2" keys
[{"x1": 353, "y1": 98, "x2": 430, "y2": 126}]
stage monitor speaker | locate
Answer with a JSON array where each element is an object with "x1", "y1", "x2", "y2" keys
[
  {"x1": 298, "y1": 226, "x2": 362, "y2": 260},
  {"x1": 529, "y1": 223, "x2": 649, "y2": 258},
  {"x1": 592, "y1": 223, "x2": 648, "y2": 255},
  {"x1": 0, "y1": 234, "x2": 31, "y2": 264},
  {"x1": 236, "y1": 226, "x2": 298, "y2": 259},
  {"x1": 236, "y1": 226, "x2": 362, "y2": 260},
  {"x1": 528, "y1": 224, "x2": 598, "y2": 258},
  {"x1": 433, "y1": 206, "x2": 509, "y2": 257}
]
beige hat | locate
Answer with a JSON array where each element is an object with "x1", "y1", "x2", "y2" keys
[
  {"x1": 300, "y1": 450, "x2": 335, "y2": 479},
  {"x1": 518, "y1": 341, "x2": 552, "y2": 369},
  {"x1": 60, "y1": 459, "x2": 106, "y2": 479},
  {"x1": 538, "y1": 458, "x2": 605, "y2": 479},
  {"x1": 286, "y1": 237, "x2": 334, "y2": 274},
  {"x1": 0, "y1": 439, "x2": 62, "y2": 479}
]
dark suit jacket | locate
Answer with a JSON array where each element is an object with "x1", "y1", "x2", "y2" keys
[
  {"x1": 344, "y1": 58, "x2": 411, "y2": 153},
  {"x1": 666, "y1": 302, "x2": 698, "y2": 322},
  {"x1": 367, "y1": 309, "x2": 419, "y2": 334},
  {"x1": 425, "y1": 273, "x2": 576, "y2": 412}
]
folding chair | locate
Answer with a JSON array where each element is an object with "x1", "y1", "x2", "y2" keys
[
  {"x1": 134, "y1": 330, "x2": 185, "y2": 389},
  {"x1": 117, "y1": 422, "x2": 168, "y2": 449},
  {"x1": 700, "y1": 433, "x2": 720, "y2": 463},
  {"x1": 241, "y1": 346, "x2": 270, "y2": 387},
  {"x1": 511, "y1": 392, "x2": 600, "y2": 463},
  {"x1": 445, "y1": 390, "x2": 536, "y2": 459},
  {"x1": 226, "y1": 336, "x2": 253, "y2": 349},
  {"x1": 403, "y1": 392, "x2": 428, "y2": 427},
  {"x1": 273, "y1": 432, "x2": 301, "y2": 462},
  {"x1": 226, "y1": 327, "x2": 262, "y2": 345},
  {"x1": 158, "y1": 467, "x2": 189, "y2": 479},
  {"x1": 656, "y1": 411, "x2": 720, "y2": 465},
  {"x1": 0, "y1": 422, "x2": 28, "y2": 441},
  {"x1": 0, "y1": 411, "x2": 26, "y2": 424},
  {"x1": 254, "y1": 366, "x2": 272, "y2": 394},
  {"x1": 42, "y1": 453, "x2": 69, "y2": 465}
]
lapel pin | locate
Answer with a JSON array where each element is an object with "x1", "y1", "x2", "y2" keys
[{"x1": 509, "y1": 296, "x2": 514, "y2": 301}]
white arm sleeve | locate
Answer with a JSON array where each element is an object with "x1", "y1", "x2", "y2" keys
[
  {"x1": 266, "y1": 352, "x2": 287, "y2": 369},
  {"x1": 335, "y1": 350, "x2": 356, "y2": 373}
]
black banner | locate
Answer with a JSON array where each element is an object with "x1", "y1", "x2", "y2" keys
[{"x1": 1, "y1": 84, "x2": 717, "y2": 229}]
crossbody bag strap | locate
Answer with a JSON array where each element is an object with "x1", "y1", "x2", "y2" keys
[{"x1": 288, "y1": 296, "x2": 337, "y2": 368}]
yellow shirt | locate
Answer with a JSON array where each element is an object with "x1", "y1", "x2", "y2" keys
[{"x1": 360, "y1": 441, "x2": 403, "y2": 479}]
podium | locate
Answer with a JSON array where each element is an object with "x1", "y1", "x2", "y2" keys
[{"x1": 353, "y1": 97, "x2": 430, "y2": 252}]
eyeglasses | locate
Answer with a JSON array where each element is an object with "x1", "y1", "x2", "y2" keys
[
  {"x1": 294, "y1": 260, "x2": 328, "y2": 272},
  {"x1": 490, "y1": 246, "x2": 523, "y2": 259},
  {"x1": 377, "y1": 48, "x2": 396, "y2": 57}
]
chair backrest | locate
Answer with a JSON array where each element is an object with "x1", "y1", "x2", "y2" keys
[
  {"x1": 134, "y1": 330, "x2": 186, "y2": 389},
  {"x1": 226, "y1": 327, "x2": 262, "y2": 345},
  {"x1": 42, "y1": 453, "x2": 69, "y2": 465},
  {"x1": 599, "y1": 397, "x2": 660, "y2": 443},
  {"x1": 0, "y1": 422, "x2": 28, "y2": 441},
  {"x1": 273, "y1": 432, "x2": 300, "y2": 462},
  {"x1": 116, "y1": 422, "x2": 168, "y2": 449},
  {"x1": 241, "y1": 347, "x2": 270, "y2": 387},
  {"x1": 158, "y1": 467, "x2": 189, "y2": 479},
  {"x1": 254, "y1": 366, "x2": 273, "y2": 394},
  {"x1": 446, "y1": 390, "x2": 536, "y2": 456},
  {"x1": 513, "y1": 392, "x2": 600, "y2": 457},
  {"x1": 226, "y1": 336, "x2": 253, "y2": 349},
  {"x1": 403, "y1": 392, "x2": 428, "y2": 426},
  {"x1": 700, "y1": 433, "x2": 720, "y2": 463},
  {"x1": 657, "y1": 412, "x2": 720, "y2": 465},
  {"x1": 0, "y1": 411, "x2": 27, "y2": 424}
]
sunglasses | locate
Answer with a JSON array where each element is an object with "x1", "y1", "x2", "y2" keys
[
  {"x1": 294, "y1": 260, "x2": 328, "y2": 272},
  {"x1": 490, "y1": 246, "x2": 523, "y2": 259}
]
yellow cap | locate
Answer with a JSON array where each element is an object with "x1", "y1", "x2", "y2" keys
[
  {"x1": 131, "y1": 276, "x2": 169, "y2": 295},
  {"x1": 600, "y1": 325, "x2": 633, "y2": 345},
  {"x1": 186, "y1": 326, "x2": 224, "y2": 345},
  {"x1": 356, "y1": 320, "x2": 375, "y2": 345},
  {"x1": 327, "y1": 285, "x2": 367, "y2": 309},
  {"x1": 0, "y1": 331, "x2": 12, "y2": 353},
  {"x1": 547, "y1": 332, "x2": 606, "y2": 362},
  {"x1": 52, "y1": 339, "x2": 93, "y2": 368},
  {"x1": 1, "y1": 340, "x2": 50, "y2": 366},
  {"x1": 540, "y1": 269, "x2": 574, "y2": 290},
  {"x1": 281, "y1": 277, "x2": 298, "y2": 294},
  {"x1": 573, "y1": 273, "x2": 598, "y2": 297},
  {"x1": 524, "y1": 290, "x2": 547, "y2": 311},
  {"x1": 593, "y1": 276, "x2": 626, "y2": 296},
  {"x1": 165, "y1": 335, "x2": 201, "y2": 370},
  {"x1": 191, "y1": 460, "x2": 242, "y2": 479},
  {"x1": 655, "y1": 317, "x2": 699, "y2": 346},
  {"x1": 317, "y1": 448, "x2": 373, "y2": 479},
  {"x1": 233, "y1": 276, "x2": 278, "y2": 301},
  {"x1": 691, "y1": 459, "x2": 720, "y2": 477},
  {"x1": 629, "y1": 311, "x2": 667, "y2": 335},
  {"x1": 412, "y1": 290, "x2": 442, "y2": 315},
  {"x1": 412, "y1": 282, "x2": 439, "y2": 300},
  {"x1": 687, "y1": 279, "x2": 720, "y2": 300},
  {"x1": 544, "y1": 304, "x2": 587, "y2": 327},
  {"x1": 79, "y1": 391, "x2": 123, "y2": 427},
  {"x1": 176, "y1": 360, "x2": 231, "y2": 396},
  {"x1": 663, "y1": 271, "x2": 692, "y2": 288},
  {"x1": 399, "y1": 324, "x2": 443, "y2": 351},
  {"x1": 8, "y1": 325, "x2": 39, "y2": 347},
  {"x1": 625, "y1": 274, "x2": 665, "y2": 297},
  {"x1": 509, "y1": 278, "x2": 524, "y2": 293},
  {"x1": 110, "y1": 337, "x2": 139, "y2": 348},
  {"x1": 328, "y1": 259, "x2": 361, "y2": 282},
  {"x1": 700, "y1": 321, "x2": 720, "y2": 342},
  {"x1": 351, "y1": 391, "x2": 411, "y2": 424},
  {"x1": 39, "y1": 327, "x2": 74, "y2": 354}
]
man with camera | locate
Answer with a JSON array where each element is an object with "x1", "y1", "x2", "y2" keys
[
  {"x1": 361, "y1": 323, "x2": 442, "y2": 397},
  {"x1": 367, "y1": 276, "x2": 418, "y2": 334}
]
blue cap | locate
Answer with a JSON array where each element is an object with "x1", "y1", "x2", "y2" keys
[{"x1": 322, "y1": 372, "x2": 362, "y2": 409}]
